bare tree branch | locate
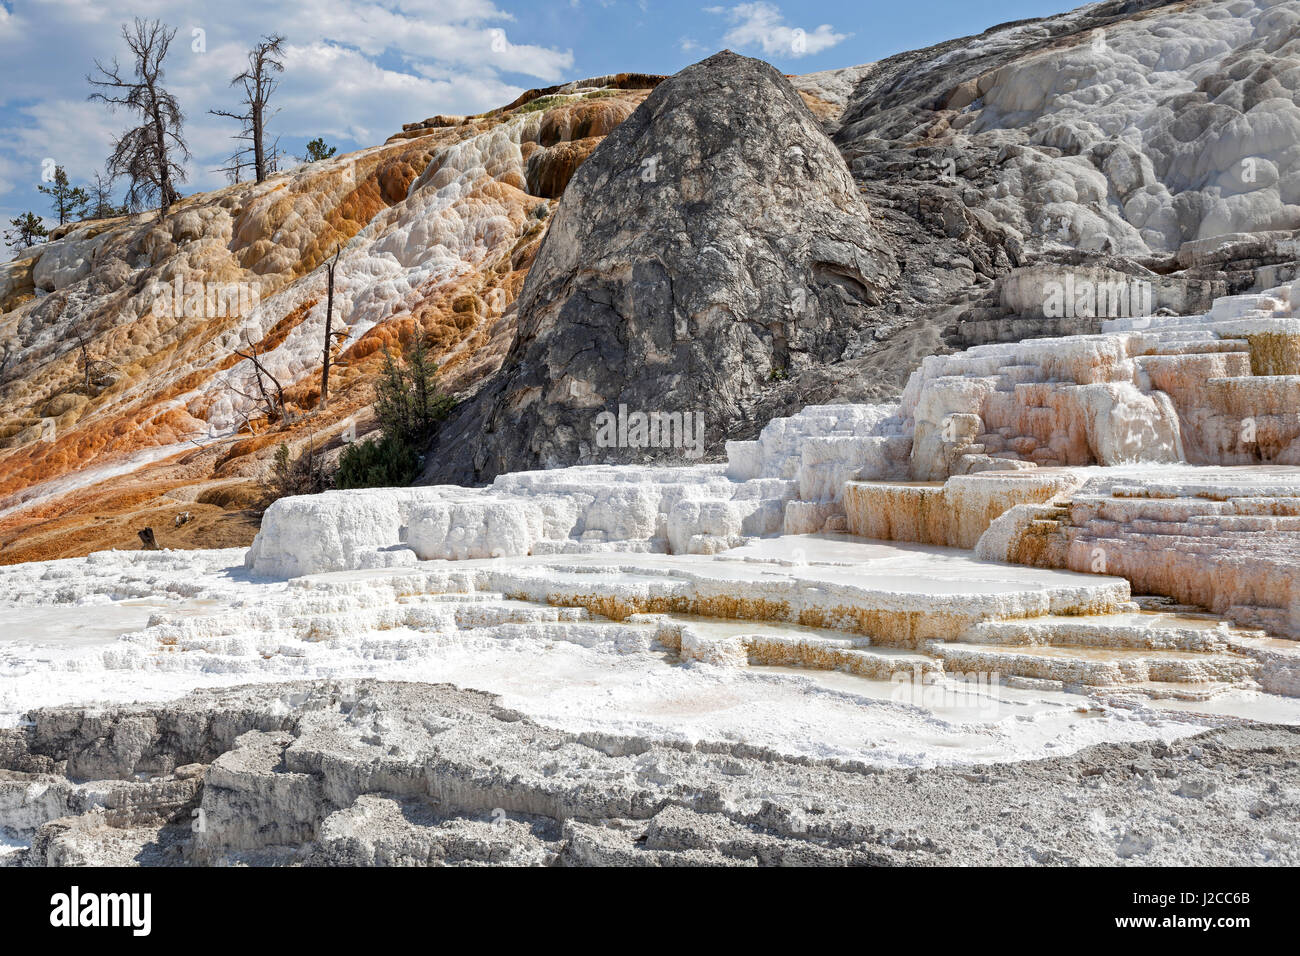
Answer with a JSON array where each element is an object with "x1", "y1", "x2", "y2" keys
[
  {"x1": 210, "y1": 35, "x2": 285, "y2": 184},
  {"x1": 88, "y1": 18, "x2": 190, "y2": 212},
  {"x1": 233, "y1": 335, "x2": 289, "y2": 424}
]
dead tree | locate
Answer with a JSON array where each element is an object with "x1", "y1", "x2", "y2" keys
[
  {"x1": 210, "y1": 35, "x2": 285, "y2": 184},
  {"x1": 320, "y1": 245, "x2": 346, "y2": 409},
  {"x1": 77, "y1": 333, "x2": 92, "y2": 391},
  {"x1": 72, "y1": 328, "x2": 98, "y2": 391},
  {"x1": 231, "y1": 335, "x2": 290, "y2": 425},
  {"x1": 87, "y1": 171, "x2": 121, "y2": 219},
  {"x1": 88, "y1": 18, "x2": 190, "y2": 211},
  {"x1": 70, "y1": 329, "x2": 118, "y2": 392}
]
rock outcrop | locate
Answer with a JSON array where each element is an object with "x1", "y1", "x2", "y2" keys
[
  {"x1": 424, "y1": 51, "x2": 898, "y2": 482},
  {"x1": 3, "y1": 680, "x2": 1297, "y2": 866},
  {"x1": 834, "y1": 0, "x2": 1300, "y2": 345}
]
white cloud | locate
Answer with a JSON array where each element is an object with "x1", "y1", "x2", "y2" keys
[
  {"x1": 0, "y1": 153, "x2": 23, "y2": 200},
  {"x1": 280, "y1": 42, "x2": 489, "y2": 145},
  {"x1": 0, "y1": 0, "x2": 575, "y2": 210},
  {"x1": 256, "y1": 1, "x2": 570, "y2": 79},
  {"x1": 709, "y1": 2, "x2": 848, "y2": 59},
  {"x1": 0, "y1": 100, "x2": 121, "y2": 186}
]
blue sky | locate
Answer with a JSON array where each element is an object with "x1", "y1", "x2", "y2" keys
[{"x1": 0, "y1": 0, "x2": 1076, "y2": 244}]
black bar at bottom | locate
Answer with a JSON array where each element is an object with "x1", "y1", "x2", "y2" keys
[{"x1": 0, "y1": 865, "x2": 1282, "y2": 942}]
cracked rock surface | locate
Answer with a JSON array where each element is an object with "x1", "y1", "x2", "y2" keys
[
  {"x1": 427, "y1": 50, "x2": 898, "y2": 481},
  {"x1": 2, "y1": 680, "x2": 1296, "y2": 866}
]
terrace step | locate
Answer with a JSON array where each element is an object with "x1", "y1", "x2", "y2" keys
[
  {"x1": 1086, "y1": 680, "x2": 1248, "y2": 702},
  {"x1": 930, "y1": 641, "x2": 1260, "y2": 688},
  {"x1": 486, "y1": 541, "x2": 1133, "y2": 647},
  {"x1": 648, "y1": 614, "x2": 937, "y2": 678},
  {"x1": 962, "y1": 613, "x2": 1235, "y2": 651},
  {"x1": 450, "y1": 601, "x2": 592, "y2": 627}
]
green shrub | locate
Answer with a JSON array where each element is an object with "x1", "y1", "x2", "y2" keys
[
  {"x1": 303, "y1": 138, "x2": 337, "y2": 163},
  {"x1": 374, "y1": 337, "x2": 455, "y2": 446},
  {"x1": 267, "y1": 336, "x2": 455, "y2": 496},
  {"x1": 336, "y1": 339, "x2": 453, "y2": 489},
  {"x1": 263, "y1": 440, "x2": 327, "y2": 505},
  {"x1": 335, "y1": 433, "x2": 421, "y2": 490},
  {"x1": 516, "y1": 94, "x2": 573, "y2": 114}
]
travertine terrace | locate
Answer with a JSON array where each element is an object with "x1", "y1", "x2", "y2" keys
[
  {"x1": 4, "y1": 0, "x2": 1300, "y2": 867},
  {"x1": 232, "y1": 283, "x2": 1300, "y2": 709},
  {"x1": 8, "y1": 277, "x2": 1298, "y2": 867}
]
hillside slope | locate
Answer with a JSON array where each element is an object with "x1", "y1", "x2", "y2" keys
[
  {"x1": 0, "y1": 77, "x2": 670, "y2": 562},
  {"x1": 2, "y1": 0, "x2": 1298, "y2": 560}
]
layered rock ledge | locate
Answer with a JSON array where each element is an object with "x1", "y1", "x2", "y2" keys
[{"x1": 2, "y1": 680, "x2": 1297, "y2": 867}]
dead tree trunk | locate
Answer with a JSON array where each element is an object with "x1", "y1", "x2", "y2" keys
[
  {"x1": 320, "y1": 245, "x2": 342, "y2": 410},
  {"x1": 234, "y1": 336, "x2": 288, "y2": 423},
  {"x1": 88, "y1": 18, "x2": 190, "y2": 211},
  {"x1": 73, "y1": 329, "x2": 95, "y2": 391},
  {"x1": 210, "y1": 35, "x2": 285, "y2": 184}
]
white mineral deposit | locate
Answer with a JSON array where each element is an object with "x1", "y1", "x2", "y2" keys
[{"x1": 1, "y1": 0, "x2": 1298, "y2": 874}]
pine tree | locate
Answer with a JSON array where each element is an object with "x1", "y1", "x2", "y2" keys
[
  {"x1": 37, "y1": 166, "x2": 89, "y2": 225},
  {"x1": 338, "y1": 336, "x2": 456, "y2": 490},
  {"x1": 303, "y1": 138, "x2": 337, "y2": 163},
  {"x1": 407, "y1": 333, "x2": 454, "y2": 438},
  {"x1": 4, "y1": 212, "x2": 49, "y2": 250},
  {"x1": 372, "y1": 338, "x2": 454, "y2": 445},
  {"x1": 374, "y1": 345, "x2": 413, "y2": 440}
]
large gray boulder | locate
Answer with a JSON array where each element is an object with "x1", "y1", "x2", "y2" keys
[{"x1": 425, "y1": 50, "x2": 897, "y2": 482}]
